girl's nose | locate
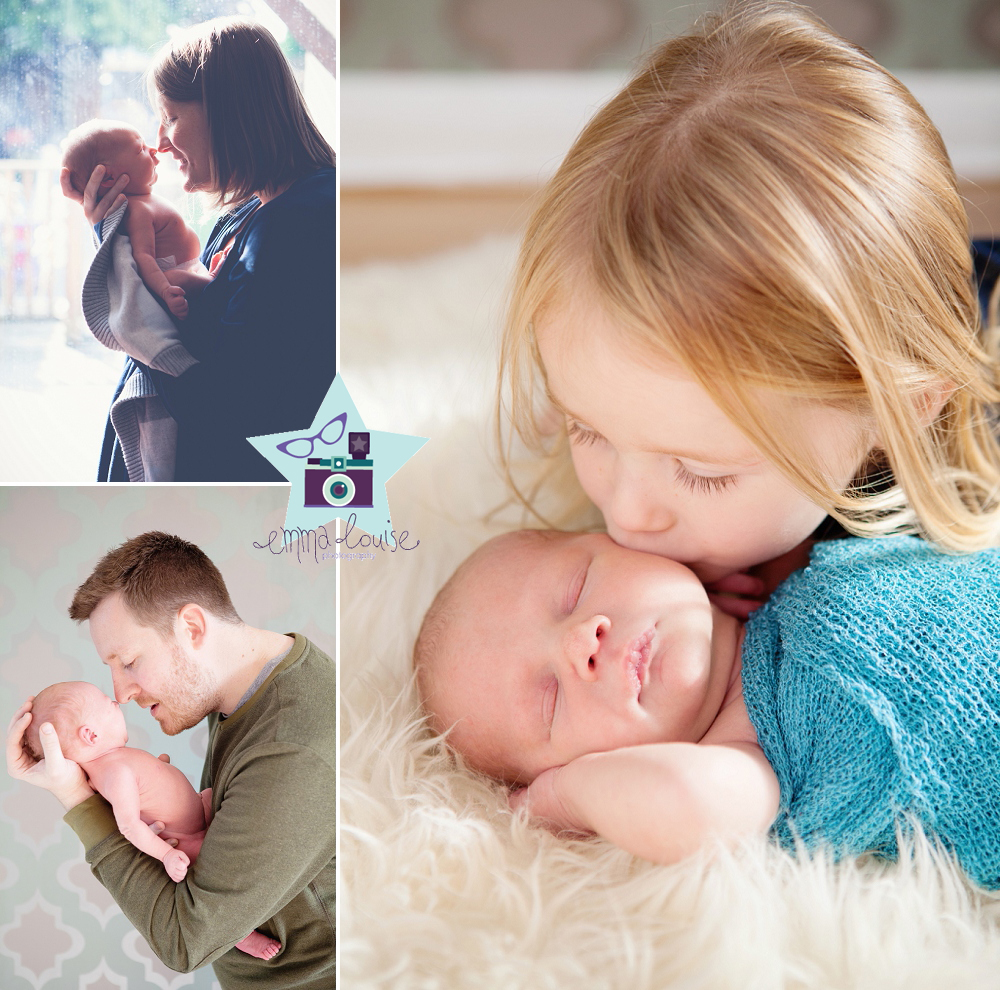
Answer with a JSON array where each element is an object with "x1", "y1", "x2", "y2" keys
[
  {"x1": 562, "y1": 614, "x2": 610, "y2": 681},
  {"x1": 156, "y1": 125, "x2": 171, "y2": 153},
  {"x1": 607, "y1": 464, "x2": 676, "y2": 535}
]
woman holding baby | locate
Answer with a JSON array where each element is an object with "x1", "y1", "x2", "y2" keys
[{"x1": 65, "y1": 17, "x2": 335, "y2": 482}]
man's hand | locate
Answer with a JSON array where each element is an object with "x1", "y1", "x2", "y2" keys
[
  {"x1": 60, "y1": 164, "x2": 129, "y2": 227},
  {"x1": 509, "y1": 766, "x2": 592, "y2": 836},
  {"x1": 6, "y1": 699, "x2": 94, "y2": 811}
]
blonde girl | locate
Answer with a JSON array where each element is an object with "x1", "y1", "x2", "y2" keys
[{"x1": 500, "y1": 0, "x2": 1000, "y2": 607}]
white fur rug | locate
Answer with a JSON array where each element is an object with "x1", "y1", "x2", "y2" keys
[{"x1": 339, "y1": 238, "x2": 1000, "y2": 989}]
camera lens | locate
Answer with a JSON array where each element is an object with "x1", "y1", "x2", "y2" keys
[{"x1": 322, "y1": 473, "x2": 356, "y2": 507}]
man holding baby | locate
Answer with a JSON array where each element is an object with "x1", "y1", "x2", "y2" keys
[{"x1": 6, "y1": 532, "x2": 335, "y2": 989}]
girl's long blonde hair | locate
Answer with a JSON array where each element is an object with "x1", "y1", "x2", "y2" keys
[{"x1": 500, "y1": 0, "x2": 1000, "y2": 552}]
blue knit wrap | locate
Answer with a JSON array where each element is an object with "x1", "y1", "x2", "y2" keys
[{"x1": 741, "y1": 536, "x2": 1000, "y2": 888}]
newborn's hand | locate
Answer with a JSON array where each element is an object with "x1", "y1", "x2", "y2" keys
[
  {"x1": 164, "y1": 286, "x2": 188, "y2": 319},
  {"x1": 704, "y1": 572, "x2": 766, "y2": 619},
  {"x1": 6, "y1": 701, "x2": 94, "y2": 810},
  {"x1": 163, "y1": 847, "x2": 190, "y2": 882},
  {"x1": 509, "y1": 766, "x2": 592, "y2": 836}
]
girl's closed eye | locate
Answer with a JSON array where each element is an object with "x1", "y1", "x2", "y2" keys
[
  {"x1": 566, "y1": 419, "x2": 603, "y2": 446},
  {"x1": 674, "y1": 461, "x2": 738, "y2": 495}
]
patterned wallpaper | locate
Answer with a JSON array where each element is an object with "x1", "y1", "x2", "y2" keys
[
  {"x1": 342, "y1": 0, "x2": 1000, "y2": 70},
  {"x1": 0, "y1": 486, "x2": 336, "y2": 990}
]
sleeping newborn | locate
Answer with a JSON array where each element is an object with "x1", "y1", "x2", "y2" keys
[{"x1": 415, "y1": 530, "x2": 1000, "y2": 887}]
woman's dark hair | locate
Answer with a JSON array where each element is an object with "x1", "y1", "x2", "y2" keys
[{"x1": 147, "y1": 17, "x2": 335, "y2": 206}]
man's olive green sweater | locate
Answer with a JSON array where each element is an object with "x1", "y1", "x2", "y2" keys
[{"x1": 66, "y1": 634, "x2": 335, "y2": 988}]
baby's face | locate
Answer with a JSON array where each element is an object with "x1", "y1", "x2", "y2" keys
[
  {"x1": 74, "y1": 682, "x2": 128, "y2": 756},
  {"x1": 105, "y1": 130, "x2": 159, "y2": 195},
  {"x1": 428, "y1": 532, "x2": 732, "y2": 782}
]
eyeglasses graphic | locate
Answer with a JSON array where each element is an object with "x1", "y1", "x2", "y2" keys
[{"x1": 276, "y1": 413, "x2": 347, "y2": 458}]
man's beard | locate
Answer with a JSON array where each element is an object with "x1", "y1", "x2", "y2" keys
[{"x1": 148, "y1": 641, "x2": 223, "y2": 735}]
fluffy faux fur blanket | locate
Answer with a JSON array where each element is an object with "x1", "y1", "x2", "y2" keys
[{"x1": 339, "y1": 238, "x2": 1000, "y2": 989}]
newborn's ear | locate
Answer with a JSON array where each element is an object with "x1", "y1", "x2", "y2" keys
[{"x1": 77, "y1": 725, "x2": 99, "y2": 748}]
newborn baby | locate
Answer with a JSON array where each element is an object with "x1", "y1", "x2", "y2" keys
[
  {"x1": 415, "y1": 530, "x2": 1000, "y2": 887},
  {"x1": 61, "y1": 119, "x2": 212, "y2": 318},
  {"x1": 25, "y1": 681, "x2": 280, "y2": 960}
]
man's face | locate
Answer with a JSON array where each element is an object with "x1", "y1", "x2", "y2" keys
[
  {"x1": 88, "y1": 591, "x2": 221, "y2": 735},
  {"x1": 425, "y1": 532, "x2": 733, "y2": 783}
]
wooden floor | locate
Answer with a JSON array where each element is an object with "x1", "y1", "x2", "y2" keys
[{"x1": 341, "y1": 179, "x2": 1000, "y2": 265}]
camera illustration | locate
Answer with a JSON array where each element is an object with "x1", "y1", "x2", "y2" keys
[{"x1": 304, "y1": 431, "x2": 374, "y2": 508}]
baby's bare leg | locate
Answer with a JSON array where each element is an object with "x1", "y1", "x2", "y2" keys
[{"x1": 234, "y1": 931, "x2": 282, "y2": 960}]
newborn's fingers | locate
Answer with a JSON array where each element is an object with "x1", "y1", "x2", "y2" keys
[
  {"x1": 157, "y1": 753, "x2": 171, "y2": 764},
  {"x1": 706, "y1": 572, "x2": 766, "y2": 597},
  {"x1": 707, "y1": 592, "x2": 763, "y2": 621}
]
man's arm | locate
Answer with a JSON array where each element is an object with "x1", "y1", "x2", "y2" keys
[
  {"x1": 65, "y1": 742, "x2": 335, "y2": 973},
  {"x1": 514, "y1": 741, "x2": 780, "y2": 865}
]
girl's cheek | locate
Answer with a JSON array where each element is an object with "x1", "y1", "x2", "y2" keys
[{"x1": 570, "y1": 445, "x2": 609, "y2": 503}]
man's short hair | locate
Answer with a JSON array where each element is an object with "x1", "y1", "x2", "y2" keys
[{"x1": 69, "y1": 532, "x2": 241, "y2": 637}]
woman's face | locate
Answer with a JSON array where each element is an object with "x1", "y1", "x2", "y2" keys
[
  {"x1": 156, "y1": 97, "x2": 213, "y2": 193},
  {"x1": 536, "y1": 292, "x2": 873, "y2": 584}
]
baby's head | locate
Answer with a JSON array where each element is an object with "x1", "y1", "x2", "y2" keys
[
  {"x1": 62, "y1": 120, "x2": 159, "y2": 197},
  {"x1": 25, "y1": 681, "x2": 127, "y2": 764},
  {"x1": 415, "y1": 530, "x2": 738, "y2": 785}
]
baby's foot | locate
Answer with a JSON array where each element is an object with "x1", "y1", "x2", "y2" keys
[
  {"x1": 162, "y1": 848, "x2": 190, "y2": 882},
  {"x1": 163, "y1": 286, "x2": 188, "y2": 319},
  {"x1": 234, "y1": 931, "x2": 282, "y2": 960}
]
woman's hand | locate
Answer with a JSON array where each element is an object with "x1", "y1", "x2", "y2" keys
[
  {"x1": 6, "y1": 698, "x2": 94, "y2": 811},
  {"x1": 60, "y1": 164, "x2": 129, "y2": 229}
]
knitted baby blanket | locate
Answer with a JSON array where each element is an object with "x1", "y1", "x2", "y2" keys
[{"x1": 741, "y1": 536, "x2": 1000, "y2": 888}]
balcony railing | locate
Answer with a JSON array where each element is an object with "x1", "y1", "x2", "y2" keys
[{"x1": 0, "y1": 160, "x2": 93, "y2": 337}]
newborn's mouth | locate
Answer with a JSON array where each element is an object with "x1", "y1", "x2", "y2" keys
[{"x1": 627, "y1": 629, "x2": 654, "y2": 702}]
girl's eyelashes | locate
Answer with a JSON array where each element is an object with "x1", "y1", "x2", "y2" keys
[
  {"x1": 566, "y1": 419, "x2": 603, "y2": 446},
  {"x1": 674, "y1": 462, "x2": 738, "y2": 494}
]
